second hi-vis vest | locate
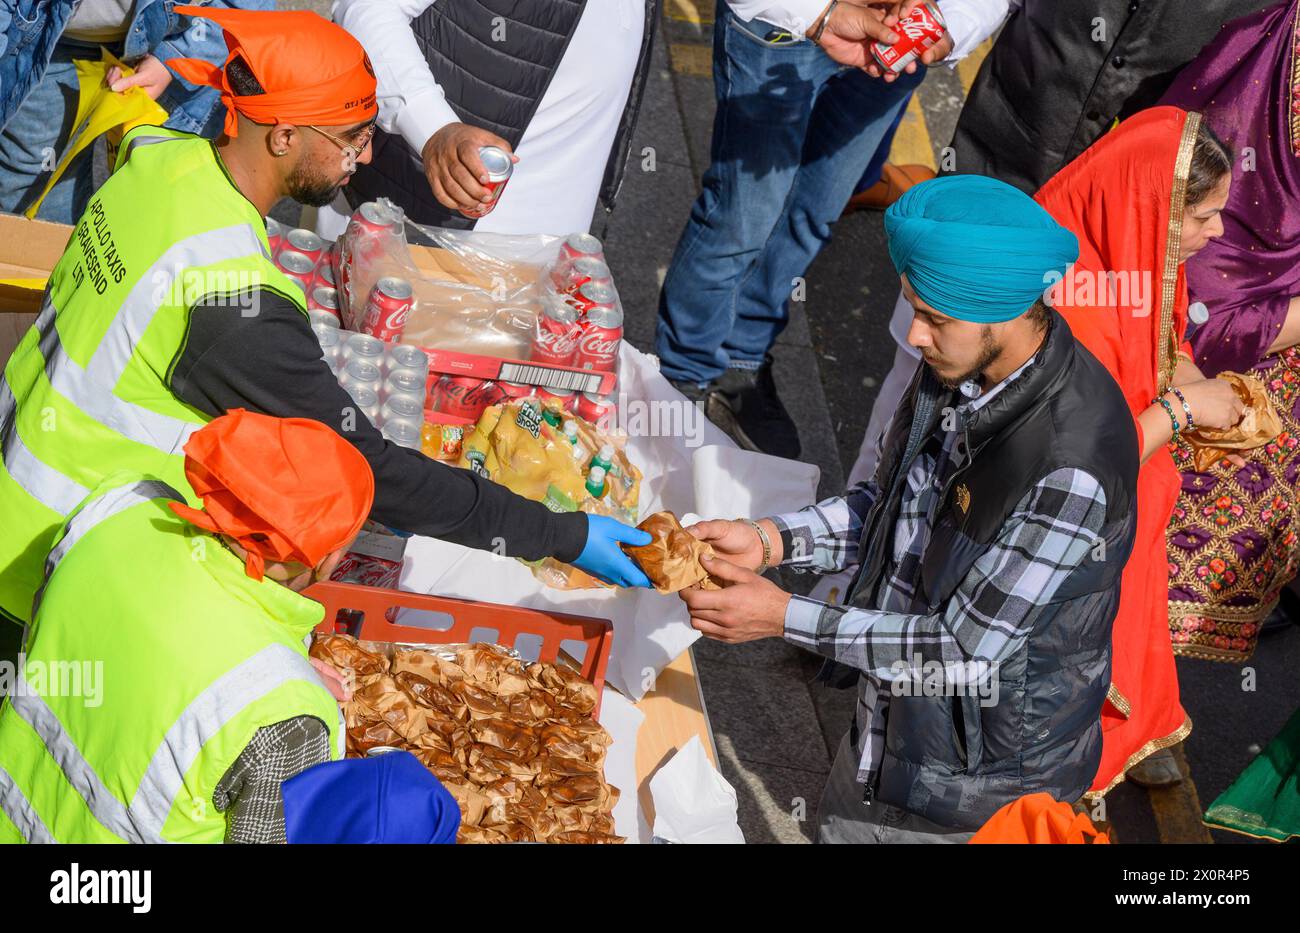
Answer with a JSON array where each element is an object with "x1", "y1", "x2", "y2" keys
[
  {"x1": 0, "y1": 475, "x2": 342, "y2": 843},
  {"x1": 0, "y1": 126, "x2": 306, "y2": 622}
]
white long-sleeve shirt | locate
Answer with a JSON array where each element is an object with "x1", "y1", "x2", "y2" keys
[{"x1": 332, "y1": 0, "x2": 645, "y2": 235}]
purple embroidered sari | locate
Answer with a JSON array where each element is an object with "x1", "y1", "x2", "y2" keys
[{"x1": 1160, "y1": 1, "x2": 1300, "y2": 661}]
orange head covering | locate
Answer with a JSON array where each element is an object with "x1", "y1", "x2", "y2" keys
[
  {"x1": 169, "y1": 409, "x2": 375, "y2": 581},
  {"x1": 969, "y1": 793, "x2": 1110, "y2": 844},
  {"x1": 168, "y1": 7, "x2": 377, "y2": 138}
]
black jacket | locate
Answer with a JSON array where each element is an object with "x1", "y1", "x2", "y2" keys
[
  {"x1": 848, "y1": 311, "x2": 1139, "y2": 828},
  {"x1": 950, "y1": 0, "x2": 1276, "y2": 193}
]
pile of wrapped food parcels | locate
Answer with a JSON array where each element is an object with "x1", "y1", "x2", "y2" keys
[{"x1": 312, "y1": 634, "x2": 623, "y2": 844}]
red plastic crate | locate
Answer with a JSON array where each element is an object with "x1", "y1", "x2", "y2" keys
[{"x1": 306, "y1": 581, "x2": 614, "y2": 716}]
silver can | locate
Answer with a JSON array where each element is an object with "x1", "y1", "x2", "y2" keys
[
  {"x1": 382, "y1": 369, "x2": 427, "y2": 400},
  {"x1": 314, "y1": 261, "x2": 336, "y2": 287},
  {"x1": 341, "y1": 359, "x2": 382, "y2": 392},
  {"x1": 276, "y1": 249, "x2": 315, "y2": 292},
  {"x1": 312, "y1": 323, "x2": 341, "y2": 350},
  {"x1": 285, "y1": 227, "x2": 325, "y2": 259},
  {"x1": 585, "y1": 298, "x2": 624, "y2": 330},
  {"x1": 366, "y1": 745, "x2": 402, "y2": 757},
  {"x1": 265, "y1": 216, "x2": 284, "y2": 241},
  {"x1": 571, "y1": 256, "x2": 612, "y2": 288},
  {"x1": 562, "y1": 232, "x2": 603, "y2": 261},
  {"x1": 382, "y1": 418, "x2": 423, "y2": 449},
  {"x1": 309, "y1": 309, "x2": 339, "y2": 330},
  {"x1": 343, "y1": 331, "x2": 386, "y2": 365},
  {"x1": 309, "y1": 286, "x2": 339, "y2": 313},
  {"x1": 387, "y1": 343, "x2": 428, "y2": 374},
  {"x1": 381, "y1": 394, "x2": 424, "y2": 424}
]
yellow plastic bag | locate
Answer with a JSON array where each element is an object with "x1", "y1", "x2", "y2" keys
[{"x1": 24, "y1": 48, "x2": 169, "y2": 218}]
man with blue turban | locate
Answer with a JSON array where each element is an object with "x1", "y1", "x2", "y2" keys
[{"x1": 675, "y1": 175, "x2": 1140, "y2": 842}]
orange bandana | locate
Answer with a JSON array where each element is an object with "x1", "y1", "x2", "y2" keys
[
  {"x1": 169, "y1": 410, "x2": 376, "y2": 581},
  {"x1": 168, "y1": 7, "x2": 377, "y2": 138}
]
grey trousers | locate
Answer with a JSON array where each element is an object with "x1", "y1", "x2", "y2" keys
[{"x1": 815, "y1": 732, "x2": 976, "y2": 844}]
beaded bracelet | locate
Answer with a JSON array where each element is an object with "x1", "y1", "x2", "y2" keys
[
  {"x1": 1153, "y1": 395, "x2": 1182, "y2": 438},
  {"x1": 1168, "y1": 387, "x2": 1194, "y2": 430}
]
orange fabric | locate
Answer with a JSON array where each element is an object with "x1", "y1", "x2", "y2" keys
[
  {"x1": 167, "y1": 7, "x2": 377, "y2": 138},
  {"x1": 169, "y1": 409, "x2": 375, "y2": 581},
  {"x1": 1035, "y1": 106, "x2": 1193, "y2": 794},
  {"x1": 969, "y1": 794, "x2": 1110, "y2": 844}
]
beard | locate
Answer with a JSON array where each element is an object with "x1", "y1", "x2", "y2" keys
[
  {"x1": 287, "y1": 160, "x2": 349, "y2": 208},
  {"x1": 930, "y1": 325, "x2": 1002, "y2": 389}
]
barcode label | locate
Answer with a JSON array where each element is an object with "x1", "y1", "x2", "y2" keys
[{"x1": 497, "y1": 362, "x2": 602, "y2": 394}]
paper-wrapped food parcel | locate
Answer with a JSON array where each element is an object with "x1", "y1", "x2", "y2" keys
[{"x1": 311, "y1": 634, "x2": 623, "y2": 843}]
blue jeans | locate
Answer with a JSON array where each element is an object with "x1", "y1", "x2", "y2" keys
[
  {"x1": 654, "y1": 3, "x2": 923, "y2": 386},
  {"x1": 0, "y1": 40, "x2": 112, "y2": 223}
]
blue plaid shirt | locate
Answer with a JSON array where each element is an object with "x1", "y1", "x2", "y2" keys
[{"x1": 768, "y1": 361, "x2": 1108, "y2": 785}]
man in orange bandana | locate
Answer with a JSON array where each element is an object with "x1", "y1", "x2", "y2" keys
[
  {"x1": 0, "y1": 8, "x2": 650, "y2": 633},
  {"x1": 168, "y1": 6, "x2": 381, "y2": 211},
  {"x1": 0, "y1": 411, "x2": 383, "y2": 842}
]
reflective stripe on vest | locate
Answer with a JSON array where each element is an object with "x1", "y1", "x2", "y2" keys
[
  {"x1": 31, "y1": 479, "x2": 183, "y2": 619},
  {"x1": 0, "y1": 219, "x2": 268, "y2": 521},
  {"x1": 8, "y1": 642, "x2": 325, "y2": 844},
  {"x1": 0, "y1": 766, "x2": 54, "y2": 844},
  {"x1": 0, "y1": 377, "x2": 89, "y2": 516},
  {"x1": 119, "y1": 133, "x2": 178, "y2": 166}
]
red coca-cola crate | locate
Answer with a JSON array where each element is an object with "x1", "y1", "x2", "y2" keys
[{"x1": 305, "y1": 581, "x2": 614, "y2": 716}]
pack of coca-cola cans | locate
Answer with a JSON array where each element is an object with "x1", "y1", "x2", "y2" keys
[
  {"x1": 533, "y1": 232, "x2": 623, "y2": 374},
  {"x1": 310, "y1": 316, "x2": 430, "y2": 450},
  {"x1": 267, "y1": 218, "x2": 344, "y2": 324}
]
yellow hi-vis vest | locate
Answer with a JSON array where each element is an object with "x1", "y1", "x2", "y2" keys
[
  {"x1": 0, "y1": 475, "x2": 342, "y2": 843},
  {"x1": 0, "y1": 125, "x2": 305, "y2": 622}
]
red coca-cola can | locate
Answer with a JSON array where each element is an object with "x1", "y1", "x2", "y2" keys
[
  {"x1": 276, "y1": 249, "x2": 315, "y2": 293},
  {"x1": 361, "y1": 276, "x2": 415, "y2": 343},
  {"x1": 459, "y1": 146, "x2": 514, "y2": 219},
  {"x1": 284, "y1": 228, "x2": 325, "y2": 265},
  {"x1": 265, "y1": 216, "x2": 285, "y2": 256},
  {"x1": 531, "y1": 294, "x2": 581, "y2": 366},
  {"x1": 537, "y1": 386, "x2": 577, "y2": 412},
  {"x1": 577, "y1": 391, "x2": 616, "y2": 426},
  {"x1": 552, "y1": 256, "x2": 612, "y2": 294},
  {"x1": 566, "y1": 279, "x2": 619, "y2": 316},
  {"x1": 498, "y1": 381, "x2": 536, "y2": 401},
  {"x1": 558, "y1": 232, "x2": 603, "y2": 266},
  {"x1": 313, "y1": 257, "x2": 336, "y2": 289},
  {"x1": 432, "y1": 375, "x2": 505, "y2": 421},
  {"x1": 871, "y1": 1, "x2": 946, "y2": 73},
  {"x1": 307, "y1": 286, "x2": 341, "y2": 323},
  {"x1": 347, "y1": 201, "x2": 401, "y2": 240},
  {"x1": 576, "y1": 302, "x2": 623, "y2": 373}
]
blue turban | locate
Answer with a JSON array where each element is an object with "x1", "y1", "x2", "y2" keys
[
  {"x1": 282, "y1": 751, "x2": 460, "y2": 844},
  {"x1": 884, "y1": 175, "x2": 1079, "y2": 323}
]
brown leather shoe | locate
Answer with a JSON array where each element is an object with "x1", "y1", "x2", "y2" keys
[{"x1": 841, "y1": 163, "x2": 937, "y2": 215}]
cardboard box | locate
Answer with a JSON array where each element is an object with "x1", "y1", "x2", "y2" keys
[{"x1": 0, "y1": 214, "x2": 73, "y2": 315}]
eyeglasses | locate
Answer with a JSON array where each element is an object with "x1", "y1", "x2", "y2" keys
[{"x1": 307, "y1": 122, "x2": 377, "y2": 160}]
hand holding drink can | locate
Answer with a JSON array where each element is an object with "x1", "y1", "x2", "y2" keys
[
  {"x1": 459, "y1": 146, "x2": 514, "y2": 219},
  {"x1": 870, "y1": 2, "x2": 947, "y2": 74}
]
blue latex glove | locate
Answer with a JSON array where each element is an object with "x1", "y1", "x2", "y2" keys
[{"x1": 573, "y1": 515, "x2": 653, "y2": 588}]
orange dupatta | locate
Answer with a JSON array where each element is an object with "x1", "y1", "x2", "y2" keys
[{"x1": 1034, "y1": 106, "x2": 1199, "y2": 795}]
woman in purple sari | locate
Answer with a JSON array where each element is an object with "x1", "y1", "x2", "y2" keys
[{"x1": 1161, "y1": 0, "x2": 1300, "y2": 664}]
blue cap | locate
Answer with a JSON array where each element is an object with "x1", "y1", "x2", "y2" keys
[{"x1": 282, "y1": 750, "x2": 461, "y2": 844}]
